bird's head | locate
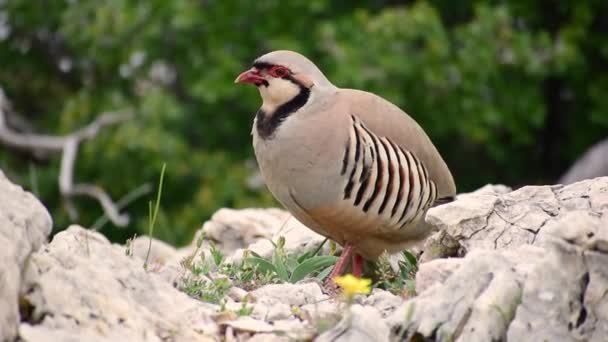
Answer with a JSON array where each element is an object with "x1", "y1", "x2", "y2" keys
[{"x1": 235, "y1": 50, "x2": 335, "y2": 114}]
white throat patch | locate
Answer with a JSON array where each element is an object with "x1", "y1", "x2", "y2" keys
[{"x1": 258, "y1": 77, "x2": 301, "y2": 113}]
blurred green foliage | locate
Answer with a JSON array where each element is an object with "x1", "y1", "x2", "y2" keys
[{"x1": 0, "y1": 1, "x2": 606, "y2": 245}]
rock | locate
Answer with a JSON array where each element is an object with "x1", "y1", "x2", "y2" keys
[
  {"x1": 560, "y1": 138, "x2": 608, "y2": 185},
  {"x1": 227, "y1": 286, "x2": 250, "y2": 302},
  {"x1": 130, "y1": 235, "x2": 177, "y2": 265},
  {"x1": 300, "y1": 298, "x2": 341, "y2": 322},
  {"x1": 249, "y1": 283, "x2": 328, "y2": 321},
  {"x1": 317, "y1": 304, "x2": 390, "y2": 342},
  {"x1": 221, "y1": 316, "x2": 276, "y2": 333},
  {"x1": 246, "y1": 333, "x2": 291, "y2": 342},
  {"x1": 419, "y1": 229, "x2": 461, "y2": 262},
  {"x1": 415, "y1": 258, "x2": 462, "y2": 294},
  {"x1": 197, "y1": 208, "x2": 290, "y2": 255},
  {"x1": 193, "y1": 208, "x2": 328, "y2": 263},
  {"x1": 458, "y1": 183, "x2": 512, "y2": 197},
  {"x1": 251, "y1": 282, "x2": 327, "y2": 307},
  {"x1": 387, "y1": 208, "x2": 608, "y2": 341},
  {"x1": 228, "y1": 220, "x2": 327, "y2": 264},
  {"x1": 3, "y1": 164, "x2": 608, "y2": 342},
  {"x1": 507, "y1": 211, "x2": 608, "y2": 342},
  {"x1": 221, "y1": 317, "x2": 313, "y2": 341},
  {"x1": 19, "y1": 225, "x2": 218, "y2": 341},
  {"x1": 426, "y1": 177, "x2": 608, "y2": 256},
  {"x1": 361, "y1": 289, "x2": 404, "y2": 318},
  {"x1": 0, "y1": 171, "x2": 52, "y2": 341}
]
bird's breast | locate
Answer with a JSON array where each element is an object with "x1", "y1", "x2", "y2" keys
[{"x1": 252, "y1": 112, "x2": 347, "y2": 209}]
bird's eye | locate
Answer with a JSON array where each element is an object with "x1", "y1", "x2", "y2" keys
[{"x1": 269, "y1": 66, "x2": 289, "y2": 78}]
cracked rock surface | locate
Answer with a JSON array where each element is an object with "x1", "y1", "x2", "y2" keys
[
  {"x1": 426, "y1": 177, "x2": 608, "y2": 255},
  {"x1": 19, "y1": 226, "x2": 219, "y2": 342},
  {"x1": 1, "y1": 169, "x2": 607, "y2": 341},
  {"x1": 390, "y1": 177, "x2": 608, "y2": 341}
]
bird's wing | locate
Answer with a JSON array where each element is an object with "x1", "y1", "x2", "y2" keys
[
  {"x1": 271, "y1": 89, "x2": 454, "y2": 258},
  {"x1": 335, "y1": 89, "x2": 456, "y2": 199},
  {"x1": 290, "y1": 114, "x2": 439, "y2": 258}
]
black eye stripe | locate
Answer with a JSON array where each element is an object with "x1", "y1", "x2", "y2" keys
[
  {"x1": 252, "y1": 62, "x2": 292, "y2": 76},
  {"x1": 252, "y1": 61, "x2": 273, "y2": 70}
]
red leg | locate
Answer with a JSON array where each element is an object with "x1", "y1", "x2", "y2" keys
[
  {"x1": 352, "y1": 253, "x2": 364, "y2": 277},
  {"x1": 326, "y1": 244, "x2": 354, "y2": 282}
]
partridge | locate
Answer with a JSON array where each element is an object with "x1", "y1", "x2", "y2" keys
[{"x1": 235, "y1": 50, "x2": 456, "y2": 280}]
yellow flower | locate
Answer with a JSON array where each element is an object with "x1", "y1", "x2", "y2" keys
[{"x1": 334, "y1": 274, "x2": 372, "y2": 298}]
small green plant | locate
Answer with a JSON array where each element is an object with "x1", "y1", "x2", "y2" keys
[
  {"x1": 236, "y1": 295, "x2": 254, "y2": 317},
  {"x1": 179, "y1": 234, "x2": 276, "y2": 302},
  {"x1": 244, "y1": 237, "x2": 338, "y2": 283},
  {"x1": 181, "y1": 276, "x2": 231, "y2": 304},
  {"x1": 144, "y1": 163, "x2": 166, "y2": 271},
  {"x1": 178, "y1": 234, "x2": 338, "y2": 305},
  {"x1": 209, "y1": 242, "x2": 224, "y2": 266},
  {"x1": 125, "y1": 234, "x2": 137, "y2": 257},
  {"x1": 374, "y1": 250, "x2": 418, "y2": 296}
]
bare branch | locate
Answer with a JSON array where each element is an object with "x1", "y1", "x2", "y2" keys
[
  {"x1": 0, "y1": 87, "x2": 136, "y2": 227},
  {"x1": 90, "y1": 183, "x2": 153, "y2": 231}
]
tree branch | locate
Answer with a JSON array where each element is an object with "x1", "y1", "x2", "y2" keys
[{"x1": 0, "y1": 87, "x2": 135, "y2": 227}]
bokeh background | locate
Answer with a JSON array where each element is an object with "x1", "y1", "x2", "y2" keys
[{"x1": 1, "y1": 1, "x2": 606, "y2": 245}]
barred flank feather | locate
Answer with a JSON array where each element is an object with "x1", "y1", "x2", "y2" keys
[{"x1": 340, "y1": 116, "x2": 438, "y2": 230}]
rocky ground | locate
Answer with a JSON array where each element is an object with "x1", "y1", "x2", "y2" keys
[{"x1": 1, "y1": 169, "x2": 607, "y2": 342}]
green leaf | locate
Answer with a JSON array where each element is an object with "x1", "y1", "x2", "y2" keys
[
  {"x1": 316, "y1": 265, "x2": 335, "y2": 281},
  {"x1": 403, "y1": 250, "x2": 418, "y2": 267},
  {"x1": 297, "y1": 238, "x2": 328, "y2": 263},
  {"x1": 285, "y1": 254, "x2": 299, "y2": 271},
  {"x1": 296, "y1": 251, "x2": 313, "y2": 264},
  {"x1": 272, "y1": 248, "x2": 290, "y2": 281},
  {"x1": 290, "y1": 256, "x2": 339, "y2": 283},
  {"x1": 249, "y1": 251, "x2": 264, "y2": 259},
  {"x1": 244, "y1": 257, "x2": 277, "y2": 275}
]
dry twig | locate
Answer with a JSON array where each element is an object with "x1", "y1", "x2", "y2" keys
[{"x1": 0, "y1": 87, "x2": 138, "y2": 227}]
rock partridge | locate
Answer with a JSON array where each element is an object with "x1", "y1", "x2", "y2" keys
[{"x1": 235, "y1": 50, "x2": 456, "y2": 281}]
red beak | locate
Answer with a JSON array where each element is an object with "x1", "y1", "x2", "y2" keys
[{"x1": 234, "y1": 68, "x2": 265, "y2": 86}]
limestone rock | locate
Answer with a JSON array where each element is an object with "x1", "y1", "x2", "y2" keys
[
  {"x1": 0, "y1": 171, "x2": 52, "y2": 341},
  {"x1": 249, "y1": 283, "x2": 328, "y2": 321},
  {"x1": 388, "y1": 209, "x2": 608, "y2": 341},
  {"x1": 317, "y1": 304, "x2": 390, "y2": 342},
  {"x1": 130, "y1": 235, "x2": 178, "y2": 265},
  {"x1": 560, "y1": 139, "x2": 608, "y2": 184},
  {"x1": 3, "y1": 164, "x2": 608, "y2": 342},
  {"x1": 19, "y1": 226, "x2": 218, "y2": 341},
  {"x1": 198, "y1": 208, "x2": 288, "y2": 255},
  {"x1": 419, "y1": 229, "x2": 461, "y2": 262},
  {"x1": 191, "y1": 208, "x2": 328, "y2": 264},
  {"x1": 361, "y1": 289, "x2": 405, "y2": 318},
  {"x1": 414, "y1": 258, "x2": 462, "y2": 294},
  {"x1": 221, "y1": 317, "x2": 313, "y2": 341},
  {"x1": 426, "y1": 177, "x2": 608, "y2": 256}
]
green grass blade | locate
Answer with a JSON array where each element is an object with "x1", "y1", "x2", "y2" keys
[
  {"x1": 290, "y1": 256, "x2": 339, "y2": 283},
  {"x1": 144, "y1": 163, "x2": 166, "y2": 270}
]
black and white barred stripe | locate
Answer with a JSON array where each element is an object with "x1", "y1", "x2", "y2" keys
[{"x1": 340, "y1": 115, "x2": 438, "y2": 229}]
